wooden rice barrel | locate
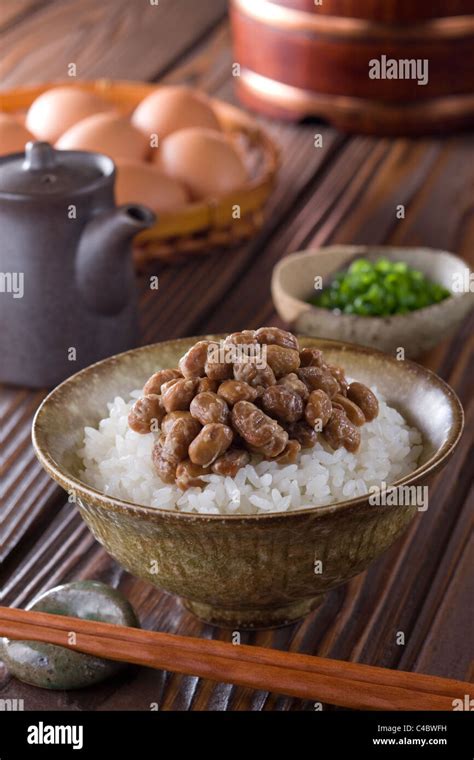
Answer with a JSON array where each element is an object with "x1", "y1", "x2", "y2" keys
[
  {"x1": 230, "y1": 0, "x2": 474, "y2": 134},
  {"x1": 276, "y1": 0, "x2": 474, "y2": 22}
]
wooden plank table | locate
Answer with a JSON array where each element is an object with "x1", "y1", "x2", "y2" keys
[{"x1": 1, "y1": 0, "x2": 473, "y2": 711}]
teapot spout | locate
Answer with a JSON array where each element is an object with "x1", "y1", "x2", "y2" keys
[{"x1": 76, "y1": 204, "x2": 155, "y2": 315}]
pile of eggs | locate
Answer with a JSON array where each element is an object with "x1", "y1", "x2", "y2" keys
[{"x1": 0, "y1": 85, "x2": 249, "y2": 212}]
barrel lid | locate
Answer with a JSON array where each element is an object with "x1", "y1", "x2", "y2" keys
[{"x1": 0, "y1": 141, "x2": 114, "y2": 196}]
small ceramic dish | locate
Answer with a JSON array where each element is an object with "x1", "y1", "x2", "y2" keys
[
  {"x1": 32, "y1": 336, "x2": 463, "y2": 629},
  {"x1": 271, "y1": 246, "x2": 474, "y2": 358}
]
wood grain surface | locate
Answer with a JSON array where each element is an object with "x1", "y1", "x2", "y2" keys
[{"x1": 0, "y1": 0, "x2": 472, "y2": 711}]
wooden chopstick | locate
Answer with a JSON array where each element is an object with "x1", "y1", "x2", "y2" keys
[
  {"x1": 0, "y1": 618, "x2": 446, "y2": 710},
  {"x1": 0, "y1": 607, "x2": 470, "y2": 710},
  {"x1": 1, "y1": 606, "x2": 465, "y2": 700}
]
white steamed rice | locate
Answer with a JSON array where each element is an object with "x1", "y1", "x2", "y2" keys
[{"x1": 79, "y1": 386, "x2": 423, "y2": 515}]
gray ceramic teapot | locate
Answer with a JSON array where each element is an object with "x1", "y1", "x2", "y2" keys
[{"x1": 0, "y1": 141, "x2": 155, "y2": 387}]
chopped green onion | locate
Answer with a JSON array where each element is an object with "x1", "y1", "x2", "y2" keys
[{"x1": 309, "y1": 258, "x2": 450, "y2": 317}]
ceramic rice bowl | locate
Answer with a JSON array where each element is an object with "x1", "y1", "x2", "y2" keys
[{"x1": 32, "y1": 336, "x2": 463, "y2": 628}]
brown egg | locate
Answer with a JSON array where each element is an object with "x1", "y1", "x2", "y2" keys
[
  {"x1": 155, "y1": 127, "x2": 247, "y2": 200},
  {"x1": 26, "y1": 87, "x2": 113, "y2": 143},
  {"x1": 0, "y1": 113, "x2": 35, "y2": 156},
  {"x1": 115, "y1": 161, "x2": 188, "y2": 211},
  {"x1": 131, "y1": 86, "x2": 221, "y2": 144},
  {"x1": 56, "y1": 113, "x2": 148, "y2": 162}
]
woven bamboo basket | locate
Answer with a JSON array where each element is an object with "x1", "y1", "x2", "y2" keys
[{"x1": 0, "y1": 79, "x2": 279, "y2": 265}]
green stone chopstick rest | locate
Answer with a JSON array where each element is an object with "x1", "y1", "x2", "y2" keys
[{"x1": 0, "y1": 580, "x2": 140, "y2": 690}]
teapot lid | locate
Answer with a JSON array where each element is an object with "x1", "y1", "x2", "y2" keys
[{"x1": 0, "y1": 141, "x2": 114, "y2": 196}]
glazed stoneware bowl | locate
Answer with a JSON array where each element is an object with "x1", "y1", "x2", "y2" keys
[
  {"x1": 272, "y1": 246, "x2": 474, "y2": 358},
  {"x1": 32, "y1": 336, "x2": 464, "y2": 628}
]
